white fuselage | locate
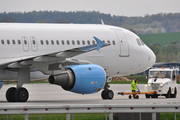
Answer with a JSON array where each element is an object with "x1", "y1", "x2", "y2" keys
[{"x1": 0, "y1": 23, "x2": 156, "y2": 80}]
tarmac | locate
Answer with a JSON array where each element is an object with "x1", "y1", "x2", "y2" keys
[{"x1": 0, "y1": 84, "x2": 180, "y2": 106}]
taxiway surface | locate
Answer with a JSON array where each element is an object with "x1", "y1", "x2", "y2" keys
[{"x1": 0, "y1": 84, "x2": 180, "y2": 106}]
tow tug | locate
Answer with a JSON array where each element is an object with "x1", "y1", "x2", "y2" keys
[{"x1": 144, "y1": 67, "x2": 178, "y2": 98}]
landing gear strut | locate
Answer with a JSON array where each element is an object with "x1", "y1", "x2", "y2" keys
[
  {"x1": 101, "y1": 82, "x2": 114, "y2": 100},
  {"x1": 6, "y1": 87, "x2": 29, "y2": 102}
]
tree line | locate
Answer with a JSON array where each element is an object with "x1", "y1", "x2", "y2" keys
[
  {"x1": 0, "y1": 11, "x2": 180, "y2": 34},
  {"x1": 148, "y1": 42, "x2": 180, "y2": 62}
]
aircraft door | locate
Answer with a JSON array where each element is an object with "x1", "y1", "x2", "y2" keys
[
  {"x1": 115, "y1": 30, "x2": 129, "y2": 57},
  {"x1": 21, "y1": 36, "x2": 29, "y2": 52},
  {"x1": 30, "y1": 36, "x2": 38, "y2": 51}
]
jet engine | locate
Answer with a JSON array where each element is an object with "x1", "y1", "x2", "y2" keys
[{"x1": 49, "y1": 64, "x2": 106, "y2": 94}]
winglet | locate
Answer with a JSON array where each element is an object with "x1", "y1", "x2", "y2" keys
[{"x1": 93, "y1": 36, "x2": 105, "y2": 51}]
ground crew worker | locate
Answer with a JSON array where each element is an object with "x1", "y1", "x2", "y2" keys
[{"x1": 131, "y1": 79, "x2": 138, "y2": 98}]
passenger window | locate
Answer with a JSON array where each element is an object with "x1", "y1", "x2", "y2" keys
[
  {"x1": 92, "y1": 40, "x2": 95, "y2": 44},
  {"x1": 61, "y1": 40, "x2": 64, "y2": 45},
  {"x1": 7, "y1": 40, "x2": 10, "y2": 44},
  {"x1": 136, "y1": 39, "x2": 141, "y2": 46},
  {"x1": 24, "y1": 40, "x2": 27, "y2": 45},
  {"x1": 112, "y1": 40, "x2": 115, "y2": 45},
  {"x1": 41, "y1": 40, "x2": 43, "y2": 45},
  {"x1": 82, "y1": 40, "x2": 85, "y2": 45},
  {"x1": 56, "y1": 40, "x2": 59, "y2": 45},
  {"x1": 46, "y1": 40, "x2": 49, "y2": 45},
  {"x1": 51, "y1": 40, "x2": 54, "y2": 45},
  {"x1": 12, "y1": 40, "x2": 15, "y2": 45},
  {"x1": 103, "y1": 40, "x2": 105, "y2": 43},
  {"x1": 1, "y1": 40, "x2": 4, "y2": 44},
  {"x1": 87, "y1": 40, "x2": 90, "y2": 45},
  {"x1": 72, "y1": 40, "x2": 75, "y2": 45},
  {"x1": 77, "y1": 40, "x2": 80, "y2": 45},
  {"x1": 18, "y1": 40, "x2": 21, "y2": 45},
  {"x1": 67, "y1": 40, "x2": 70, "y2": 45},
  {"x1": 32, "y1": 40, "x2": 36, "y2": 45},
  {"x1": 107, "y1": 40, "x2": 110, "y2": 44}
]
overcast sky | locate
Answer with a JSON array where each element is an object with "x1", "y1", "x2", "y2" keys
[{"x1": 0, "y1": 0, "x2": 180, "y2": 16}]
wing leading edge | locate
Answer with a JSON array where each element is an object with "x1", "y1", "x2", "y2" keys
[{"x1": 2, "y1": 37, "x2": 110, "y2": 69}]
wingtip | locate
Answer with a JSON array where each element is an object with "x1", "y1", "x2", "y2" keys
[{"x1": 93, "y1": 36, "x2": 105, "y2": 51}]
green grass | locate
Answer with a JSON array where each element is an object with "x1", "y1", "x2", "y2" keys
[
  {"x1": 0, "y1": 113, "x2": 180, "y2": 120},
  {"x1": 0, "y1": 113, "x2": 109, "y2": 120},
  {"x1": 139, "y1": 32, "x2": 180, "y2": 46},
  {"x1": 160, "y1": 113, "x2": 180, "y2": 120}
]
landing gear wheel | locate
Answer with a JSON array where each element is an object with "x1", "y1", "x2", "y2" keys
[
  {"x1": 14, "y1": 87, "x2": 29, "y2": 102},
  {"x1": 129, "y1": 95, "x2": 132, "y2": 99},
  {"x1": 6, "y1": 87, "x2": 16, "y2": 102},
  {"x1": 101, "y1": 90, "x2": 108, "y2": 99},
  {"x1": 107, "y1": 90, "x2": 114, "y2": 99},
  {"x1": 145, "y1": 94, "x2": 150, "y2": 98},
  {"x1": 101, "y1": 90, "x2": 114, "y2": 100},
  {"x1": 166, "y1": 88, "x2": 171, "y2": 98}
]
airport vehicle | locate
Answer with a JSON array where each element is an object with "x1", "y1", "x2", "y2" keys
[
  {"x1": 144, "y1": 67, "x2": 178, "y2": 98},
  {"x1": 0, "y1": 22, "x2": 156, "y2": 102},
  {"x1": 118, "y1": 86, "x2": 156, "y2": 99}
]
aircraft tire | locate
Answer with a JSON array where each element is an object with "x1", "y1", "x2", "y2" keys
[
  {"x1": 14, "y1": 87, "x2": 29, "y2": 102},
  {"x1": 101, "y1": 90, "x2": 108, "y2": 99},
  {"x1": 6, "y1": 87, "x2": 16, "y2": 102},
  {"x1": 107, "y1": 90, "x2": 114, "y2": 99}
]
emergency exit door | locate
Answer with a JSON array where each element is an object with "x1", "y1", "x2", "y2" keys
[{"x1": 115, "y1": 30, "x2": 129, "y2": 57}]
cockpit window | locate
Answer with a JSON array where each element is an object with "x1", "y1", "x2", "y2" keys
[
  {"x1": 139, "y1": 39, "x2": 145, "y2": 45},
  {"x1": 136, "y1": 39, "x2": 141, "y2": 46},
  {"x1": 149, "y1": 71, "x2": 171, "y2": 78}
]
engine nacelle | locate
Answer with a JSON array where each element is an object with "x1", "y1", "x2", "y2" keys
[{"x1": 48, "y1": 64, "x2": 106, "y2": 94}]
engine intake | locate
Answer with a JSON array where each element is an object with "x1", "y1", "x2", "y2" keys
[{"x1": 49, "y1": 69, "x2": 75, "y2": 90}]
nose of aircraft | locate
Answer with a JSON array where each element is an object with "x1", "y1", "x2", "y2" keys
[{"x1": 147, "y1": 46, "x2": 156, "y2": 67}]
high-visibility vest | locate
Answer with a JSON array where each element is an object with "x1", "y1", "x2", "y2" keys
[{"x1": 131, "y1": 80, "x2": 137, "y2": 90}]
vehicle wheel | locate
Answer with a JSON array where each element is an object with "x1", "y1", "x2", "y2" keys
[
  {"x1": 135, "y1": 95, "x2": 139, "y2": 99},
  {"x1": 166, "y1": 88, "x2": 171, "y2": 98},
  {"x1": 107, "y1": 90, "x2": 114, "y2": 99},
  {"x1": 101, "y1": 90, "x2": 108, "y2": 100},
  {"x1": 129, "y1": 95, "x2": 132, "y2": 99},
  {"x1": 145, "y1": 94, "x2": 150, "y2": 98},
  {"x1": 6, "y1": 87, "x2": 16, "y2": 102},
  {"x1": 171, "y1": 88, "x2": 177, "y2": 98},
  {"x1": 14, "y1": 87, "x2": 29, "y2": 102}
]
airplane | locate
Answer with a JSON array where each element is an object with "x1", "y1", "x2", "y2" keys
[{"x1": 0, "y1": 22, "x2": 156, "y2": 102}]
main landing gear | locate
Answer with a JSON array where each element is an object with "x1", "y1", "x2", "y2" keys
[
  {"x1": 101, "y1": 83, "x2": 114, "y2": 100},
  {"x1": 6, "y1": 87, "x2": 29, "y2": 102},
  {"x1": 6, "y1": 67, "x2": 30, "y2": 102}
]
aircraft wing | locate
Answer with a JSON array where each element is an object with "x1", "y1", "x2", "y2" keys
[{"x1": 1, "y1": 37, "x2": 110, "y2": 70}]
